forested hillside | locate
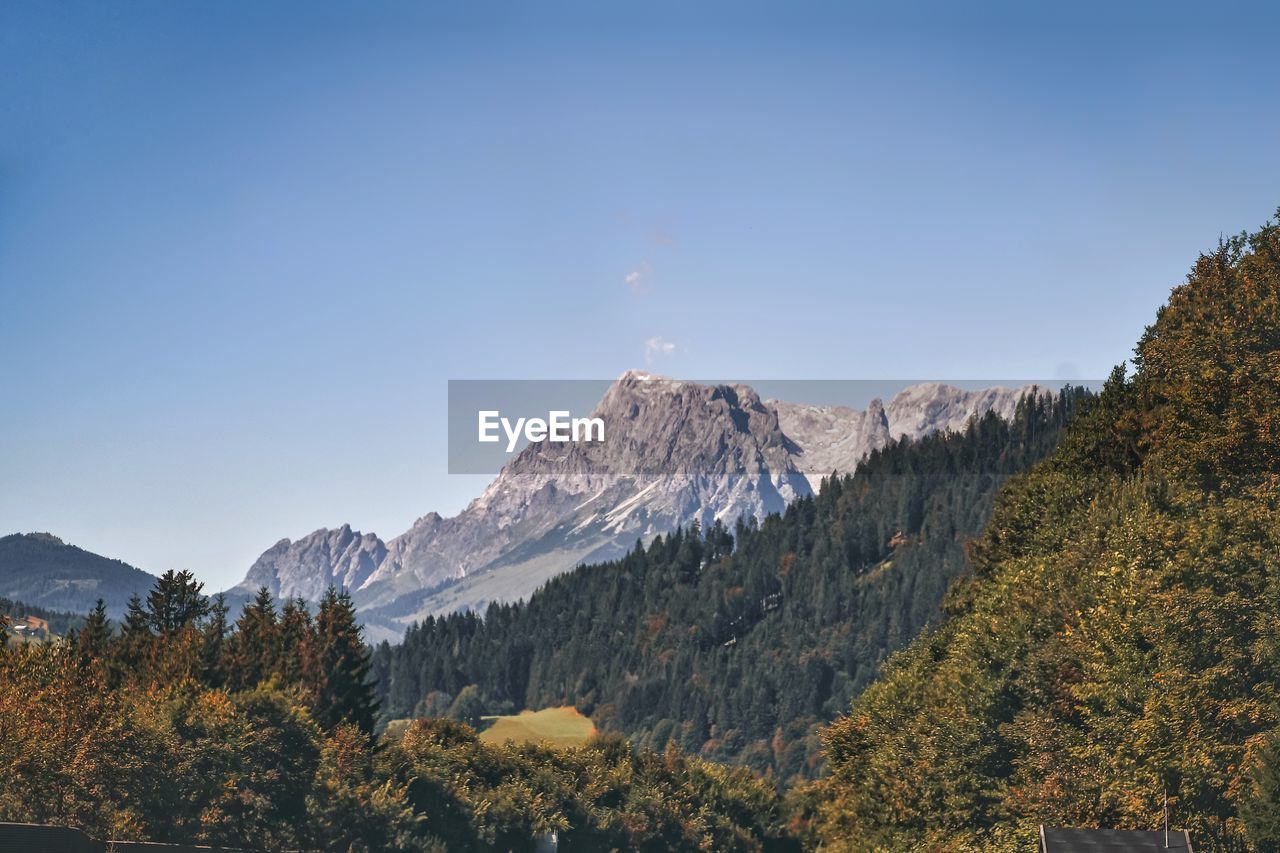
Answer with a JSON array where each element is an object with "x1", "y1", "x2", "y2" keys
[
  {"x1": 0, "y1": 532, "x2": 155, "y2": 616},
  {"x1": 813, "y1": 217, "x2": 1280, "y2": 850},
  {"x1": 373, "y1": 388, "x2": 1085, "y2": 781}
]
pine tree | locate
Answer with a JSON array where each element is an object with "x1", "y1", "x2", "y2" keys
[
  {"x1": 278, "y1": 597, "x2": 316, "y2": 688},
  {"x1": 77, "y1": 599, "x2": 113, "y2": 663},
  {"x1": 115, "y1": 594, "x2": 153, "y2": 679},
  {"x1": 123, "y1": 594, "x2": 150, "y2": 634},
  {"x1": 312, "y1": 588, "x2": 377, "y2": 735},
  {"x1": 202, "y1": 593, "x2": 230, "y2": 688},
  {"x1": 146, "y1": 569, "x2": 209, "y2": 635},
  {"x1": 230, "y1": 587, "x2": 280, "y2": 690},
  {"x1": 227, "y1": 589, "x2": 282, "y2": 686}
]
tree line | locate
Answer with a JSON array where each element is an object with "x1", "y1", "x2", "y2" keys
[{"x1": 0, "y1": 571, "x2": 796, "y2": 851}]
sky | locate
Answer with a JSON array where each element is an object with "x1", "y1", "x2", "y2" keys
[{"x1": 2, "y1": 1, "x2": 1279, "y2": 590}]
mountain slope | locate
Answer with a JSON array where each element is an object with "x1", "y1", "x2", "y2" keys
[
  {"x1": 371, "y1": 389, "x2": 1083, "y2": 780},
  {"x1": 0, "y1": 532, "x2": 155, "y2": 617},
  {"x1": 816, "y1": 217, "x2": 1280, "y2": 850},
  {"x1": 1, "y1": 596, "x2": 85, "y2": 642}
]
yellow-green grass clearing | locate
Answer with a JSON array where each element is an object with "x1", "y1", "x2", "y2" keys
[
  {"x1": 382, "y1": 718, "x2": 413, "y2": 743},
  {"x1": 479, "y1": 706, "x2": 596, "y2": 748}
]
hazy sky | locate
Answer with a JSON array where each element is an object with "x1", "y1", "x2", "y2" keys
[{"x1": 3, "y1": 1, "x2": 1278, "y2": 590}]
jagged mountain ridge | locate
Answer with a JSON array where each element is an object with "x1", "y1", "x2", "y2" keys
[
  {"x1": 357, "y1": 374, "x2": 810, "y2": 607},
  {"x1": 239, "y1": 524, "x2": 387, "y2": 603},
  {"x1": 231, "y1": 375, "x2": 1048, "y2": 639},
  {"x1": 774, "y1": 382, "x2": 1045, "y2": 482}
]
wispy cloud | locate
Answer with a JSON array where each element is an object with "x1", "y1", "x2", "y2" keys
[
  {"x1": 624, "y1": 263, "x2": 650, "y2": 293},
  {"x1": 644, "y1": 336, "x2": 677, "y2": 363}
]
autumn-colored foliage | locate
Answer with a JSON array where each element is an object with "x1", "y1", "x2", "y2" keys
[
  {"x1": 0, "y1": 573, "x2": 794, "y2": 850},
  {"x1": 817, "y1": 214, "x2": 1280, "y2": 850}
]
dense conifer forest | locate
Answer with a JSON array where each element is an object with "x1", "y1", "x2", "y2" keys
[{"x1": 373, "y1": 388, "x2": 1085, "y2": 781}]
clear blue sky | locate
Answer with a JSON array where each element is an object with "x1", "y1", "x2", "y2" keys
[{"x1": 2, "y1": 1, "x2": 1278, "y2": 590}]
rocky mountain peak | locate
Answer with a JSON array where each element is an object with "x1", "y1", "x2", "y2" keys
[
  {"x1": 232, "y1": 373, "x2": 1057, "y2": 638},
  {"x1": 356, "y1": 373, "x2": 812, "y2": 615},
  {"x1": 237, "y1": 524, "x2": 387, "y2": 602}
]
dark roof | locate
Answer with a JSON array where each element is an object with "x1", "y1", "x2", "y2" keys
[{"x1": 1040, "y1": 826, "x2": 1194, "y2": 852}]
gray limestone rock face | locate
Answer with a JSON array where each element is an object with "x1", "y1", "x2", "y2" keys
[
  {"x1": 233, "y1": 523, "x2": 387, "y2": 602},
  {"x1": 229, "y1": 373, "x2": 1053, "y2": 637}
]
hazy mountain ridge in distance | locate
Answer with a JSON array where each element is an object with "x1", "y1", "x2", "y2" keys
[
  {"x1": 774, "y1": 381, "x2": 1050, "y2": 484},
  {"x1": 0, "y1": 532, "x2": 156, "y2": 617},
  {"x1": 231, "y1": 373, "x2": 1050, "y2": 642},
  {"x1": 238, "y1": 523, "x2": 388, "y2": 603}
]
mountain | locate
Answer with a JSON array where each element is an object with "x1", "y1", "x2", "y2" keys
[
  {"x1": 814, "y1": 218, "x2": 1280, "y2": 849},
  {"x1": 774, "y1": 381, "x2": 1045, "y2": 482},
  {"x1": 239, "y1": 524, "x2": 387, "y2": 604},
  {"x1": 0, "y1": 532, "x2": 156, "y2": 617},
  {"x1": 356, "y1": 374, "x2": 812, "y2": 620},
  {"x1": 371, "y1": 388, "x2": 1084, "y2": 780},
  {"x1": 233, "y1": 374, "x2": 1049, "y2": 639}
]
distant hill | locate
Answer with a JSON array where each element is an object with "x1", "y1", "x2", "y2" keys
[{"x1": 0, "y1": 533, "x2": 156, "y2": 617}]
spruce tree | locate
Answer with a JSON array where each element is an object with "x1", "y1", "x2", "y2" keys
[
  {"x1": 77, "y1": 598, "x2": 113, "y2": 663},
  {"x1": 115, "y1": 594, "x2": 153, "y2": 679},
  {"x1": 123, "y1": 594, "x2": 150, "y2": 634},
  {"x1": 146, "y1": 569, "x2": 209, "y2": 635},
  {"x1": 278, "y1": 597, "x2": 316, "y2": 688},
  {"x1": 312, "y1": 588, "x2": 377, "y2": 734},
  {"x1": 202, "y1": 593, "x2": 230, "y2": 687},
  {"x1": 230, "y1": 587, "x2": 280, "y2": 690}
]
